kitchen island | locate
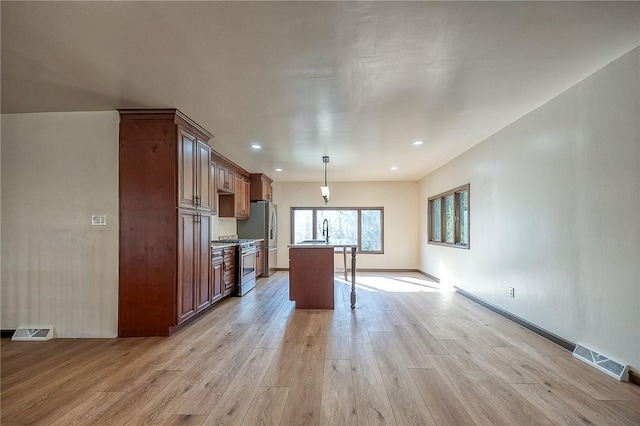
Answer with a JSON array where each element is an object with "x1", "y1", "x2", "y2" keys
[{"x1": 288, "y1": 243, "x2": 358, "y2": 309}]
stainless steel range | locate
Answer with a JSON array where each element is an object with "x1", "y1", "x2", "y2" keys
[{"x1": 212, "y1": 239, "x2": 257, "y2": 296}]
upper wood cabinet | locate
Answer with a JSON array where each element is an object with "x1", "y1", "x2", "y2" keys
[
  {"x1": 213, "y1": 151, "x2": 251, "y2": 219},
  {"x1": 219, "y1": 174, "x2": 250, "y2": 218},
  {"x1": 249, "y1": 173, "x2": 273, "y2": 202},
  {"x1": 118, "y1": 108, "x2": 214, "y2": 337},
  {"x1": 210, "y1": 160, "x2": 218, "y2": 215},
  {"x1": 178, "y1": 130, "x2": 211, "y2": 211},
  {"x1": 216, "y1": 163, "x2": 235, "y2": 193}
]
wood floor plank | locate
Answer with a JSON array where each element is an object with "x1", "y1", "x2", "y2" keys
[
  {"x1": 371, "y1": 338, "x2": 437, "y2": 425},
  {"x1": 2, "y1": 271, "x2": 639, "y2": 426},
  {"x1": 163, "y1": 414, "x2": 208, "y2": 425},
  {"x1": 202, "y1": 348, "x2": 277, "y2": 425},
  {"x1": 494, "y1": 346, "x2": 639, "y2": 425},
  {"x1": 48, "y1": 391, "x2": 126, "y2": 426},
  {"x1": 320, "y1": 359, "x2": 358, "y2": 426},
  {"x1": 241, "y1": 386, "x2": 289, "y2": 426},
  {"x1": 278, "y1": 335, "x2": 326, "y2": 426},
  {"x1": 429, "y1": 354, "x2": 515, "y2": 425},
  {"x1": 350, "y1": 343, "x2": 396, "y2": 425},
  {"x1": 408, "y1": 368, "x2": 475, "y2": 426}
]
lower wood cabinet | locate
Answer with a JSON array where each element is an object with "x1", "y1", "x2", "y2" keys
[
  {"x1": 211, "y1": 248, "x2": 224, "y2": 303},
  {"x1": 289, "y1": 247, "x2": 334, "y2": 309},
  {"x1": 177, "y1": 211, "x2": 211, "y2": 324},
  {"x1": 222, "y1": 247, "x2": 236, "y2": 296}
]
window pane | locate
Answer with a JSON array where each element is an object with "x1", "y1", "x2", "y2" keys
[
  {"x1": 459, "y1": 190, "x2": 469, "y2": 246},
  {"x1": 361, "y1": 210, "x2": 382, "y2": 252},
  {"x1": 444, "y1": 195, "x2": 455, "y2": 243},
  {"x1": 293, "y1": 210, "x2": 313, "y2": 243},
  {"x1": 317, "y1": 210, "x2": 358, "y2": 245},
  {"x1": 431, "y1": 199, "x2": 441, "y2": 242}
]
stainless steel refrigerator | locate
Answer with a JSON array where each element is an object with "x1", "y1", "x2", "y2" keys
[{"x1": 237, "y1": 201, "x2": 278, "y2": 277}]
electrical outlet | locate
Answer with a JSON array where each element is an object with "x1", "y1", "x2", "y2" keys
[{"x1": 508, "y1": 287, "x2": 515, "y2": 298}]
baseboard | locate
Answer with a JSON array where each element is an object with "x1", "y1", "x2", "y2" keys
[
  {"x1": 1, "y1": 330, "x2": 17, "y2": 338},
  {"x1": 453, "y1": 286, "x2": 576, "y2": 352},
  {"x1": 629, "y1": 368, "x2": 640, "y2": 386},
  {"x1": 417, "y1": 270, "x2": 441, "y2": 283}
]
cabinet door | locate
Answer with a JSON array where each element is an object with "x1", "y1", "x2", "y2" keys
[
  {"x1": 211, "y1": 252, "x2": 224, "y2": 303},
  {"x1": 197, "y1": 141, "x2": 212, "y2": 211},
  {"x1": 234, "y1": 174, "x2": 244, "y2": 217},
  {"x1": 195, "y1": 214, "x2": 211, "y2": 313},
  {"x1": 216, "y1": 164, "x2": 225, "y2": 191},
  {"x1": 210, "y1": 161, "x2": 218, "y2": 215},
  {"x1": 178, "y1": 130, "x2": 197, "y2": 209},
  {"x1": 242, "y1": 178, "x2": 250, "y2": 218},
  {"x1": 177, "y1": 212, "x2": 197, "y2": 323}
]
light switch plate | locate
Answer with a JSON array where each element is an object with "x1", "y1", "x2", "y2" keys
[{"x1": 91, "y1": 215, "x2": 106, "y2": 226}]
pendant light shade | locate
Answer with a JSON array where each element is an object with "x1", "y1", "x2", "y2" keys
[{"x1": 320, "y1": 156, "x2": 330, "y2": 204}]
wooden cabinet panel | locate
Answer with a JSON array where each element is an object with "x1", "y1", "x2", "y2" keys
[
  {"x1": 211, "y1": 249, "x2": 224, "y2": 303},
  {"x1": 195, "y1": 214, "x2": 211, "y2": 313},
  {"x1": 216, "y1": 164, "x2": 235, "y2": 193},
  {"x1": 178, "y1": 130, "x2": 197, "y2": 209},
  {"x1": 197, "y1": 141, "x2": 212, "y2": 211},
  {"x1": 222, "y1": 247, "x2": 236, "y2": 296},
  {"x1": 249, "y1": 173, "x2": 273, "y2": 202},
  {"x1": 177, "y1": 212, "x2": 196, "y2": 323},
  {"x1": 119, "y1": 109, "x2": 214, "y2": 337},
  {"x1": 210, "y1": 160, "x2": 218, "y2": 215},
  {"x1": 178, "y1": 131, "x2": 211, "y2": 211},
  {"x1": 219, "y1": 174, "x2": 250, "y2": 218},
  {"x1": 289, "y1": 247, "x2": 334, "y2": 309}
]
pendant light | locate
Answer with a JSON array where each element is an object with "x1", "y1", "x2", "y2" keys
[{"x1": 320, "y1": 156, "x2": 330, "y2": 204}]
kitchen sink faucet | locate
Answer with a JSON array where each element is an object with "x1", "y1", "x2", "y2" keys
[{"x1": 322, "y1": 219, "x2": 329, "y2": 243}]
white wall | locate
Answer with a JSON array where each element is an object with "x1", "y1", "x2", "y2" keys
[
  {"x1": 273, "y1": 181, "x2": 419, "y2": 270},
  {"x1": 419, "y1": 47, "x2": 640, "y2": 369},
  {"x1": 1, "y1": 112, "x2": 120, "y2": 337}
]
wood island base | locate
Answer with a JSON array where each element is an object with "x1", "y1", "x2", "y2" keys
[{"x1": 288, "y1": 247, "x2": 335, "y2": 309}]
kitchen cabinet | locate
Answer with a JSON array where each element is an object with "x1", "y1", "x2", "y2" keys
[
  {"x1": 222, "y1": 247, "x2": 236, "y2": 296},
  {"x1": 255, "y1": 240, "x2": 264, "y2": 277},
  {"x1": 249, "y1": 173, "x2": 273, "y2": 202},
  {"x1": 219, "y1": 173, "x2": 250, "y2": 218},
  {"x1": 118, "y1": 108, "x2": 214, "y2": 337},
  {"x1": 216, "y1": 163, "x2": 235, "y2": 193},
  {"x1": 288, "y1": 246, "x2": 335, "y2": 309},
  {"x1": 178, "y1": 211, "x2": 211, "y2": 321},
  {"x1": 210, "y1": 160, "x2": 218, "y2": 215},
  {"x1": 211, "y1": 248, "x2": 224, "y2": 303},
  {"x1": 178, "y1": 131, "x2": 212, "y2": 211},
  {"x1": 234, "y1": 174, "x2": 250, "y2": 219}
]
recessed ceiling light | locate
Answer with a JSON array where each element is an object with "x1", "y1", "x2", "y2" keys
[
  {"x1": 275, "y1": 168, "x2": 283, "y2": 172},
  {"x1": 250, "y1": 143, "x2": 262, "y2": 149},
  {"x1": 412, "y1": 140, "x2": 424, "y2": 146},
  {"x1": 390, "y1": 166, "x2": 398, "y2": 171}
]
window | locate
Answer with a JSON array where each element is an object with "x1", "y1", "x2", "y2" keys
[
  {"x1": 428, "y1": 184, "x2": 469, "y2": 248},
  {"x1": 291, "y1": 207, "x2": 384, "y2": 253}
]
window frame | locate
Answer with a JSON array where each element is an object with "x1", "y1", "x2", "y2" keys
[
  {"x1": 290, "y1": 207, "x2": 384, "y2": 254},
  {"x1": 427, "y1": 184, "x2": 470, "y2": 249}
]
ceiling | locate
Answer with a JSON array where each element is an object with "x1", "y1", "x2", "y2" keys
[{"x1": 2, "y1": 2, "x2": 639, "y2": 182}]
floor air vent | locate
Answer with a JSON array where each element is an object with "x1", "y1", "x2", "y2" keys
[
  {"x1": 573, "y1": 343, "x2": 629, "y2": 381},
  {"x1": 11, "y1": 327, "x2": 56, "y2": 341}
]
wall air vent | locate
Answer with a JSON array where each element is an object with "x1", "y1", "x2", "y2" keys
[
  {"x1": 573, "y1": 343, "x2": 629, "y2": 381},
  {"x1": 11, "y1": 326, "x2": 56, "y2": 341}
]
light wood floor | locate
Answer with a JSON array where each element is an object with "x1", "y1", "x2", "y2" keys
[{"x1": 2, "y1": 271, "x2": 640, "y2": 425}]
